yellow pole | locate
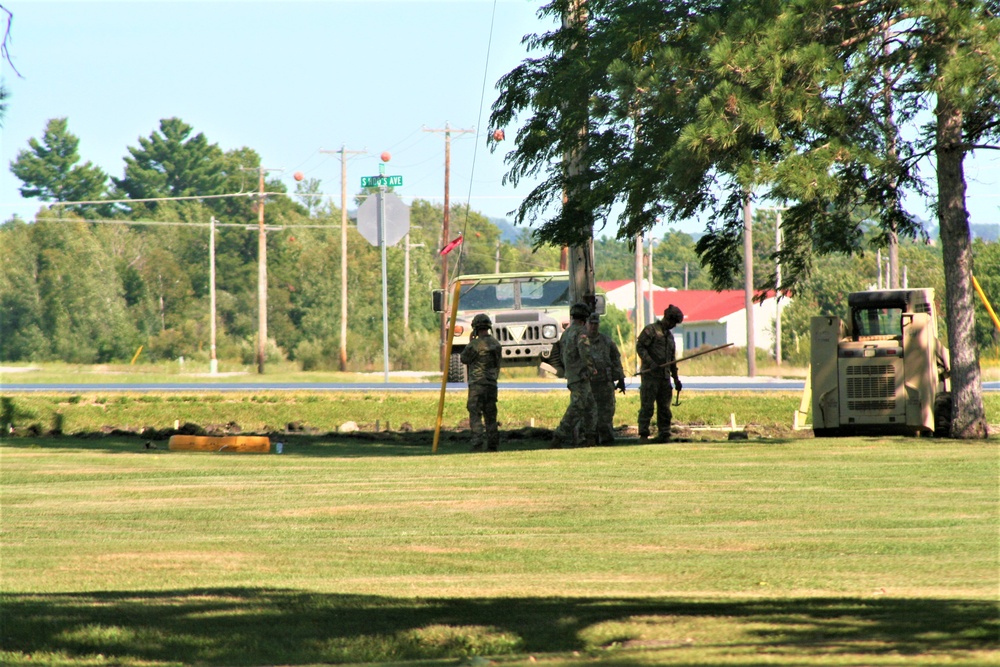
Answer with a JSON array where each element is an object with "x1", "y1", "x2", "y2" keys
[
  {"x1": 432, "y1": 281, "x2": 463, "y2": 453},
  {"x1": 795, "y1": 365, "x2": 812, "y2": 430},
  {"x1": 973, "y1": 275, "x2": 1000, "y2": 333},
  {"x1": 130, "y1": 345, "x2": 143, "y2": 365}
]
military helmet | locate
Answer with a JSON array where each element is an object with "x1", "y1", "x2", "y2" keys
[
  {"x1": 570, "y1": 302, "x2": 591, "y2": 320},
  {"x1": 664, "y1": 304, "x2": 684, "y2": 325},
  {"x1": 471, "y1": 313, "x2": 492, "y2": 330}
]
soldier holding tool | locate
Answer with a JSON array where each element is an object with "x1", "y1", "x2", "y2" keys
[
  {"x1": 586, "y1": 313, "x2": 626, "y2": 445},
  {"x1": 635, "y1": 305, "x2": 684, "y2": 443}
]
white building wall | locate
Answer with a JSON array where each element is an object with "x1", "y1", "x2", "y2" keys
[
  {"x1": 678, "y1": 323, "x2": 727, "y2": 354},
  {"x1": 678, "y1": 297, "x2": 785, "y2": 354},
  {"x1": 720, "y1": 298, "x2": 782, "y2": 351},
  {"x1": 602, "y1": 280, "x2": 664, "y2": 312}
]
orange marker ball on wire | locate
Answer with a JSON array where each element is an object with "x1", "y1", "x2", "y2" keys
[
  {"x1": 293, "y1": 171, "x2": 305, "y2": 182},
  {"x1": 380, "y1": 151, "x2": 391, "y2": 163}
]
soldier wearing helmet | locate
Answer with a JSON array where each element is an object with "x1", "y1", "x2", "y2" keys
[
  {"x1": 586, "y1": 312, "x2": 626, "y2": 445},
  {"x1": 460, "y1": 313, "x2": 502, "y2": 451},
  {"x1": 635, "y1": 304, "x2": 684, "y2": 443},
  {"x1": 551, "y1": 302, "x2": 598, "y2": 448}
]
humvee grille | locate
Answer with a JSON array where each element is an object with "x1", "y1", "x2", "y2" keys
[
  {"x1": 496, "y1": 324, "x2": 542, "y2": 343},
  {"x1": 845, "y1": 364, "x2": 896, "y2": 409}
]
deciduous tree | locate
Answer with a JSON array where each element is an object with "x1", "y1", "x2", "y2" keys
[{"x1": 492, "y1": 0, "x2": 998, "y2": 437}]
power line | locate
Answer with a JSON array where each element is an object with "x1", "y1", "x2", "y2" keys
[
  {"x1": 31, "y1": 217, "x2": 361, "y2": 229},
  {"x1": 45, "y1": 192, "x2": 257, "y2": 206}
]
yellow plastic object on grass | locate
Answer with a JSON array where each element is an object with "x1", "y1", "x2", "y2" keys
[{"x1": 168, "y1": 435, "x2": 271, "y2": 453}]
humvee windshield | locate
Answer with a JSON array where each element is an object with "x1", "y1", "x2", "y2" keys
[{"x1": 458, "y1": 278, "x2": 570, "y2": 311}]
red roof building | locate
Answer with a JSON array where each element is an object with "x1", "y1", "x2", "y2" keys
[
  {"x1": 597, "y1": 280, "x2": 785, "y2": 355},
  {"x1": 651, "y1": 289, "x2": 783, "y2": 354}
]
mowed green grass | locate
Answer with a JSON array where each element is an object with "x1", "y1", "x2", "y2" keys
[
  {"x1": 0, "y1": 390, "x2": 844, "y2": 436},
  {"x1": 1, "y1": 426, "x2": 997, "y2": 666}
]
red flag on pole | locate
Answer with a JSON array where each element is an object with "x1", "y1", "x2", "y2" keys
[{"x1": 439, "y1": 234, "x2": 463, "y2": 256}]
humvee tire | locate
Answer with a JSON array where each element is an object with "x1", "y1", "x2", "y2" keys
[{"x1": 448, "y1": 351, "x2": 467, "y2": 383}]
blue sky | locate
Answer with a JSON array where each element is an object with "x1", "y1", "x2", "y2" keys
[{"x1": 2, "y1": 1, "x2": 997, "y2": 241}]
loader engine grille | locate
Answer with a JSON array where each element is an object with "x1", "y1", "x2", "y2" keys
[{"x1": 845, "y1": 364, "x2": 896, "y2": 410}]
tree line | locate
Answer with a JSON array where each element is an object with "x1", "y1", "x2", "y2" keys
[
  {"x1": 2, "y1": 117, "x2": 574, "y2": 369},
  {"x1": 3, "y1": 117, "x2": 997, "y2": 371}
]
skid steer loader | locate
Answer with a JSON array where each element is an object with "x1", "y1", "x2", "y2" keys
[{"x1": 811, "y1": 288, "x2": 951, "y2": 437}]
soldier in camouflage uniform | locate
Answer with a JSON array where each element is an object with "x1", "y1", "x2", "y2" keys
[
  {"x1": 552, "y1": 303, "x2": 598, "y2": 448},
  {"x1": 461, "y1": 313, "x2": 502, "y2": 451},
  {"x1": 635, "y1": 304, "x2": 684, "y2": 443},
  {"x1": 586, "y1": 313, "x2": 626, "y2": 445}
]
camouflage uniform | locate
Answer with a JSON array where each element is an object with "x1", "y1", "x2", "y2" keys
[
  {"x1": 461, "y1": 320, "x2": 502, "y2": 451},
  {"x1": 636, "y1": 306, "x2": 682, "y2": 442},
  {"x1": 587, "y1": 317, "x2": 625, "y2": 444},
  {"x1": 553, "y1": 309, "x2": 597, "y2": 447}
]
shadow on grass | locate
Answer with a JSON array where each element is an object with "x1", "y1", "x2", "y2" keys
[{"x1": 1, "y1": 589, "x2": 996, "y2": 666}]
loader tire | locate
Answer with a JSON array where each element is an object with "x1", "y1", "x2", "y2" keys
[{"x1": 933, "y1": 392, "x2": 952, "y2": 438}]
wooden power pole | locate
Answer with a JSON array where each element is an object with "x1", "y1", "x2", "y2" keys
[
  {"x1": 743, "y1": 193, "x2": 756, "y2": 378},
  {"x1": 240, "y1": 166, "x2": 280, "y2": 374},
  {"x1": 424, "y1": 123, "x2": 474, "y2": 371},
  {"x1": 321, "y1": 146, "x2": 365, "y2": 371},
  {"x1": 634, "y1": 233, "x2": 644, "y2": 328}
]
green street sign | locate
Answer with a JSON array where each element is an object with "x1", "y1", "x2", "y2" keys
[{"x1": 360, "y1": 175, "x2": 403, "y2": 188}]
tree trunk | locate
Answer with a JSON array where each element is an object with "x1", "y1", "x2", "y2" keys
[{"x1": 935, "y1": 97, "x2": 988, "y2": 439}]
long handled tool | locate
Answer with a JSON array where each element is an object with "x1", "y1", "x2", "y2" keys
[{"x1": 634, "y1": 342, "x2": 734, "y2": 376}]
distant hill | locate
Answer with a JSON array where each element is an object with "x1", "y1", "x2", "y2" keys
[
  {"x1": 971, "y1": 223, "x2": 1000, "y2": 242},
  {"x1": 921, "y1": 218, "x2": 1000, "y2": 242},
  {"x1": 490, "y1": 216, "x2": 525, "y2": 243}
]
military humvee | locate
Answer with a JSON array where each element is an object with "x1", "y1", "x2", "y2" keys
[{"x1": 432, "y1": 271, "x2": 603, "y2": 382}]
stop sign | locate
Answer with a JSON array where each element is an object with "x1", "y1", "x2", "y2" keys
[{"x1": 356, "y1": 192, "x2": 410, "y2": 247}]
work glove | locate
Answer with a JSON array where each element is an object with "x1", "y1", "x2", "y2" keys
[
  {"x1": 673, "y1": 377, "x2": 682, "y2": 392},
  {"x1": 616, "y1": 378, "x2": 626, "y2": 394}
]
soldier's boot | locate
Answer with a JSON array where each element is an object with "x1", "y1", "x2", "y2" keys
[
  {"x1": 487, "y1": 434, "x2": 499, "y2": 452},
  {"x1": 638, "y1": 433, "x2": 650, "y2": 444},
  {"x1": 654, "y1": 428, "x2": 672, "y2": 443},
  {"x1": 549, "y1": 436, "x2": 564, "y2": 449},
  {"x1": 584, "y1": 434, "x2": 598, "y2": 448}
]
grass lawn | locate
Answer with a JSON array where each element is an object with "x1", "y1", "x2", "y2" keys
[{"x1": 1, "y1": 424, "x2": 997, "y2": 666}]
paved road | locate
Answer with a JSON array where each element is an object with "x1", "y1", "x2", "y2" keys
[{"x1": 3, "y1": 378, "x2": 997, "y2": 392}]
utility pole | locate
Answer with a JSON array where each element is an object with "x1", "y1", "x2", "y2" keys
[
  {"x1": 759, "y1": 206, "x2": 785, "y2": 367},
  {"x1": 743, "y1": 193, "x2": 756, "y2": 378},
  {"x1": 634, "y1": 233, "x2": 644, "y2": 329},
  {"x1": 209, "y1": 216, "x2": 218, "y2": 375},
  {"x1": 424, "y1": 123, "x2": 475, "y2": 370},
  {"x1": 321, "y1": 146, "x2": 366, "y2": 371},
  {"x1": 883, "y1": 28, "x2": 900, "y2": 289},
  {"x1": 647, "y1": 237, "x2": 656, "y2": 326},
  {"x1": 403, "y1": 235, "x2": 425, "y2": 331},
  {"x1": 775, "y1": 209, "x2": 782, "y2": 367},
  {"x1": 240, "y1": 165, "x2": 281, "y2": 374}
]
